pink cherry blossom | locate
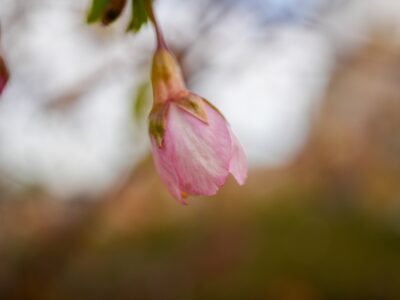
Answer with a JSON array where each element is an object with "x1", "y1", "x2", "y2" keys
[
  {"x1": 147, "y1": 42, "x2": 247, "y2": 204},
  {"x1": 149, "y1": 96, "x2": 247, "y2": 204}
]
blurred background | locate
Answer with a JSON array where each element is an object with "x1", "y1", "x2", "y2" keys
[{"x1": 0, "y1": 0, "x2": 400, "y2": 299}]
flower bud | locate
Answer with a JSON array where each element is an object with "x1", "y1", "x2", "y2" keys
[
  {"x1": 148, "y1": 49, "x2": 247, "y2": 204},
  {"x1": 151, "y1": 48, "x2": 185, "y2": 107},
  {"x1": 143, "y1": 0, "x2": 248, "y2": 203}
]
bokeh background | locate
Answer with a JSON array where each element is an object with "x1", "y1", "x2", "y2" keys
[{"x1": 0, "y1": 0, "x2": 400, "y2": 299}]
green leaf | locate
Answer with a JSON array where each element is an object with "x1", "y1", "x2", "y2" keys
[
  {"x1": 87, "y1": 0, "x2": 111, "y2": 24},
  {"x1": 132, "y1": 82, "x2": 151, "y2": 125},
  {"x1": 87, "y1": 0, "x2": 127, "y2": 25},
  {"x1": 126, "y1": 0, "x2": 149, "y2": 33},
  {"x1": 101, "y1": 0, "x2": 127, "y2": 25}
]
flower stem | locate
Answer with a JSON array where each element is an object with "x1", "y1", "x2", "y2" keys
[{"x1": 145, "y1": 0, "x2": 167, "y2": 49}]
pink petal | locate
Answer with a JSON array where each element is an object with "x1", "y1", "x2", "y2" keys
[
  {"x1": 228, "y1": 128, "x2": 248, "y2": 185},
  {"x1": 150, "y1": 137, "x2": 187, "y2": 204},
  {"x1": 159, "y1": 102, "x2": 232, "y2": 197}
]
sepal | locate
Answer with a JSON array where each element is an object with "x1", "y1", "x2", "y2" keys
[
  {"x1": 202, "y1": 98, "x2": 226, "y2": 121},
  {"x1": 148, "y1": 104, "x2": 168, "y2": 148},
  {"x1": 175, "y1": 93, "x2": 209, "y2": 124}
]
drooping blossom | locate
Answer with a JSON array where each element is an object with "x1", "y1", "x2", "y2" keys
[
  {"x1": 143, "y1": 1, "x2": 248, "y2": 203},
  {"x1": 148, "y1": 47, "x2": 248, "y2": 204}
]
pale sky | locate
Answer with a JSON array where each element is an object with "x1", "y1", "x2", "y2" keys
[{"x1": 0, "y1": 0, "x2": 399, "y2": 198}]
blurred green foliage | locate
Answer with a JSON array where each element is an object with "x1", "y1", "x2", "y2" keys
[
  {"x1": 87, "y1": 0, "x2": 112, "y2": 24},
  {"x1": 132, "y1": 82, "x2": 151, "y2": 126},
  {"x1": 1, "y1": 192, "x2": 400, "y2": 300},
  {"x1": 87, "y1": 0, "x2": 148, "y2": 31},
  {"x1": 126, "y1": 0, "x2": 149, "y2": 33}
]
